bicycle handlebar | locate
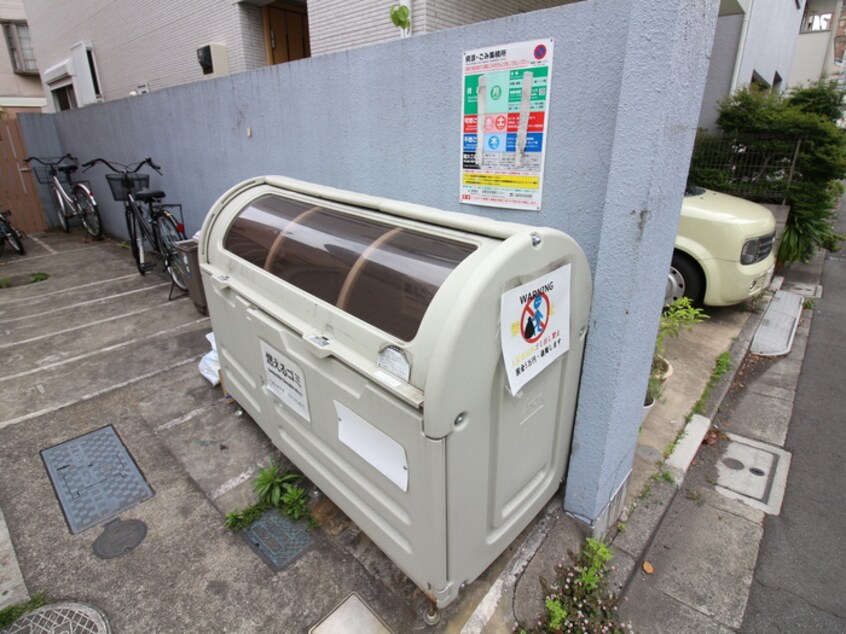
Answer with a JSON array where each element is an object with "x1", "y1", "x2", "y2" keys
[
  {"x1": 82, "y1": 157, "x2": 162, "y2": 175},
  {"x1": 23, "y1": 153, "x2": 77, "y2": 166}
]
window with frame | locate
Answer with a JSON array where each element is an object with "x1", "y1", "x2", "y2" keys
[{"x1": 2, "y1": 21, "x2": 37, "y2": 74}]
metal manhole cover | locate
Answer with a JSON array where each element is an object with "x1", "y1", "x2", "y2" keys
[
  {"x1": 242, "y1": 510, "x2": 313, "y2": 571},
  {"x1": 41, "y1": 426, "x2": 154, "y2": 534},
  {"x1": 715, "y1": 433, "x2": 791, "y2": 515},
  {"x1": 1, "y1": 602, "x2": 110, "y2": 634},
  {"x1": 92, "y1": 518, "x2": 147, "y2": 559}
]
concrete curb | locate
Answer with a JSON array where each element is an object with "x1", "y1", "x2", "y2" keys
[
  {"x1": 612, "y1": 245, "x2": 829, "y2": 608},
  {"x1": 610, "y1": 291, "x2": 771, "y2": 596},
  {"x1": 0, "y1": 506, "x2": 28, "y2": 612}
]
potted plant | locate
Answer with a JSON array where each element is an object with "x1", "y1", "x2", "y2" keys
[
  {"x1": 643, "y1": 297, "x2": 707, "y2": 421},
  {"x1": 653, "y1": 297, "x2": 707, "y2": 380},
  {"x1": 643, "y1": 372, "x2": 664, "y2": 422}
]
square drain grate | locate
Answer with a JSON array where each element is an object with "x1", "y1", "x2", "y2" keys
[
  {"x1": 242, "y1": 509, "x2": 313, "y2": 571},
  {"x1": 751, "y1": 290, "x2": 803, "y2": 356},
  {"x1": 41, "y1": 426, "x2": 154, "y2": 534}
]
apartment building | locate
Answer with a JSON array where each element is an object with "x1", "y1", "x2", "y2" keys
[
  {"x1": 21, "y1": 0, "x2": 567, "y2": 111},
  {"x1": 699, "y1": 0, "x2": 807, "y2": 129},
  {"x1": 0, "y1": 0, "x2": 44, "y2": 114}
]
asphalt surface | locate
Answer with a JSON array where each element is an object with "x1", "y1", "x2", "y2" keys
[{"x1": 739, "y1": 212, "x2": 846, "y2": 632}]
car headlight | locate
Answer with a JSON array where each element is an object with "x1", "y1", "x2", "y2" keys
[{"x1": 741, "y1": 232, "x2": 775, "y2": 265}]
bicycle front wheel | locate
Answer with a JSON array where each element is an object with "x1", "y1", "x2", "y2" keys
[
  {"x1": 126, "y1": 206, "x2": 153, "y2": 276},
  {"x1": 1, "y1": 219, "x2": 25, "y2": 255},
  {"x1": 73, "y1": 185, "x2": 102, "y2": 238},
  {"x1": 156, "y1": 214, "x2": 188, "y2": 290},
  {"x1": 53, "y1": 187, "x2": 69, "y2": 232}
]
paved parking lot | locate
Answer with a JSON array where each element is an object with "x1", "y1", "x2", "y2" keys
[
  {"x1": 0, "y1": 227, "x2": 760, "y2": 633},
  {"x1": 0, "y1": 231, "x2": 462, "y2": 632}
]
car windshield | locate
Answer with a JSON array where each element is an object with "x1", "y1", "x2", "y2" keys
[{"x1": 684, "y1": 185, "x2": 705, "y2": 197}]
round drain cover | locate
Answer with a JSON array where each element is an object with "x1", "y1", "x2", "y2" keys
[
  {"x1": 93, "y1": 518, "x2": 147, "y2": 559},
  {"x1": 722, "y1": 457, "x2": 745, "y2": 470}
]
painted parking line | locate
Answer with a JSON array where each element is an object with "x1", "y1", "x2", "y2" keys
[
  {"x1": 25, "y1": 234, "x2": 59, "y2": 254},
  {"x1": 0, "y1": 283, "x2": 171, "y2": 323},
  {"x1": 0, "y1": 273, "x2": 139, "y2": 306},
  {"x1": 0, "y1": 300, "x2": 182, "y2": 350},
  {"x1": 155, "y1": 399, "x2": 228, "y2": 432},
  {"x1": 208, "y1": 455, "x2": 276, "y2": 501},
  {"x1": 0, "y1": 317, "x2": 209, "y2": 383},
  {"x1": 460, "y1": 507, "x2": 556, "y2": 634},
  {"x1": 0, "y1": 355, "x2": 202, "y2": 431}
]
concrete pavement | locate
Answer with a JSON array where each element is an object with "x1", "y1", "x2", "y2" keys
[
  {"x1": 0, "y1": 221, "x2": 818, "y2": 633},
  {"x1": 618, "y1": 243, "x2": 840, "y2": 632},
  {"x1": 739, "y1": 211, "x2": 846, "y2": 632}
]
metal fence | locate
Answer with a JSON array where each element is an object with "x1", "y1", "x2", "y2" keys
[{"x1": 688, "y1": 135, "x2": 803, "y2": 202}]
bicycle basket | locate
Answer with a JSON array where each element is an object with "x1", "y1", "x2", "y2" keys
[
  {"x1": 106, "y1": 173, "x2": 149, "y2": 201},
  {"x1": 31, "y1": 166, "x2": 69, "y2": 185}
]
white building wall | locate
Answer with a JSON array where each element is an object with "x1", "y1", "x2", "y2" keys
[
  {"x1": 420, "y1": 0, "x2": 575, "y2": 31},
  {"x1": 698, "y1": 13, "x2": 743, "y2": 130},
  {"x1": 790, "y1": 30, "x2": 830, "y2": 86},
  {"x1": 733, "y1": 0, "x2": 805, "y2": 89},
  {"x1": 0, "y1": 0, "x2": 44, "y2": 103},
  {"x1": 307, "y1": 0, "x2": 405, "y2": 55},
  {"x1": 308, "y1": 0, "x2": 570, "y2": 56},
  {"x1": 21, "y1": 0, "x2": 266, "y2": 106}
]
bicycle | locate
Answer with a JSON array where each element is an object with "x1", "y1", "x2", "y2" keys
[
  {"x1": 0, "y1": 209, "x2": 25, "y2": 255},
  {"x1": 22, "y1": 154, "x2": 102, "y2": 238},
  {"x1": 83, "y1": 157, "x2": 189, "y2": 291}
]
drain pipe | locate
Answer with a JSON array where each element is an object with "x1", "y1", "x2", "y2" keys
[{"x1": 729, "y1": 0, "x2": 754, "y2": 91}]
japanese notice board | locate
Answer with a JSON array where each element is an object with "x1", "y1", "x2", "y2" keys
[
  {"x1": 260, "y1": 339, "x2": 311, "y2": 422},
  {"x1": 461, "y1": 38, "x2": 553, "y2": 210},
  {"x1": 500, "y1": 264, "x2": 570, "y2": 396}
]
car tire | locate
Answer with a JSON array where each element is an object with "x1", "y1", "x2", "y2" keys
[{"x1": 666, "y1": 251, "x2": 704, "y2": 305}]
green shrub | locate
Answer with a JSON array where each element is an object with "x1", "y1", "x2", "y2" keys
[
  {"x1": 517, "y1": 538, "x2": 629, "y2": 633},
  {"x1": 252, "y1": 460, "x2": 301, "y2": 507},
  {"x1": 226, "y1": 463, "x2": 318, "y2": 531},
  {"x1": 691, "y1": 82, "x2": 846, "y2": 266},
  {"x1": 281, "y1": 484, "x2": 308, "y2": 521},
  {"x1": 0, "y1": 593, "x2": 47, "y2": 629}
]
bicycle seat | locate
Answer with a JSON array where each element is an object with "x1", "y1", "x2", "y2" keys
[
  {"x1": 134, "y1": 189, "x2": 165, "y2": 202},
  {"x1": 57, "y1": 163, "x2": 78, "y2": 174}
]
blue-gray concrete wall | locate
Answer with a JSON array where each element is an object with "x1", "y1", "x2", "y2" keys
[
  {"x1": 16, "y1": 113, "x2": 62, "y2": 227},
  {"x1": 18, "y1": 0, "x2": 718, "y2": 528}
]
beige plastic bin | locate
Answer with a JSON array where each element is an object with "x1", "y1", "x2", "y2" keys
[{"x1": 199, "y1": 176, "x2": 591, "y2": 608}]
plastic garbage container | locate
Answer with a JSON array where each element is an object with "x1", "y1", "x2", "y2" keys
[
  {"x1": 198, "y1": 176, "x2": 592, "y2": 608},
  {"x1": 175, "y1": 239, "x2": 207, "y2": 315}
]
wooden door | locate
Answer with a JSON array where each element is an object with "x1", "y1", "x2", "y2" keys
[
  {"x1": 0, "y1": 115, "x2": 47, "y2": 234},
  {"x1": 264, "y1": 3, "x2": 310, "y2": 65}
]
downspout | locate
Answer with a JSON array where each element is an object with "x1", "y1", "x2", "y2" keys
[{"x1": 729, "y1": 0, "x2": 754, "y2": 91}]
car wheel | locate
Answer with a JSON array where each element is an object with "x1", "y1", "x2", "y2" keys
[{"x1": 665, "y1": 251, "x2": 704, "y2": 305}]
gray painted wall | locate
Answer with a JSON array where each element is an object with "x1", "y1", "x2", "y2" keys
[
  {"x1": 16, "y1": 110, "x2": 60, "y2": 222},
  {"x1": 18, "y1": 0, "x2": 718, "y2": 527}
]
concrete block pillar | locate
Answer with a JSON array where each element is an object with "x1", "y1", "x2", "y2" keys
[{"x1": 563, "y1": 0, "x2": 720, "y2": 534}]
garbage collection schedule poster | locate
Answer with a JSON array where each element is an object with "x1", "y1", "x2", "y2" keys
[
  {"x1": 460, "y1": 38, "x2": 553, "y2": 210},
  {"x1": 500, "y1": 264, "x2": 570, "y2": 396}
]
